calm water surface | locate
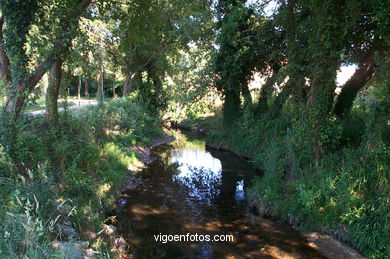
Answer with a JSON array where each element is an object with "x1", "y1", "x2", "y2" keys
[{"x1": 115, "y1": 131, "x2": 326, "y2": 258}]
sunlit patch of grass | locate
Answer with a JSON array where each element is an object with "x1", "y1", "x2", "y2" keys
[{"x1": 97, "y1": 183, "x2": 112, "y2": 199}]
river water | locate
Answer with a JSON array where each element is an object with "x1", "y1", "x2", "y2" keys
[{"x1": 115, "y1": 130, "x2": 326, "y2": 258}]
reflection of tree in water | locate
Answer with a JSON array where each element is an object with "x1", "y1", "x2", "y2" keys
[{"x1": 172, "y1": 164, "x2": 222, "y2": 205}]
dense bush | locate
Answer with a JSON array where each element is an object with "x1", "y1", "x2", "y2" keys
[
  {"x1": 184, "y1": 94, "x2": 389, "y2": 258},
  {"x1": 0, "y1": 98, "x2": 162, "y2": 257}
]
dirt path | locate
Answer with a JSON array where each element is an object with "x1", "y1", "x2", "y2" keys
[{"x1": 28, "y1": 98, "x2": 98, "y2": 115}]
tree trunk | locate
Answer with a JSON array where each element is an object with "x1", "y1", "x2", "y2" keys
[
  {"x1": 223, "y1": 87, "x2": 241, "y2": 126},
  {"x1": 271, "y1": 79, "x2": 293, "y2": 115},
  {"x1": 256, "y1": 76, "x2": 274, "y2": 116},
  {"x1": 4, "y1": 0, "x2": 92, "y2": 119},
  {"x1": 112, "y1": 82, "x2": 116, "y2": 99},
  {"x1": 96, "y1": 73, "x2": 104, "y2": 105},
  {"x1": 307, "y1": 60, "x2": 340, "y2": 160},
  {"x1": 306, "y1": 1, "x2": 344, "y2": 160},
  {"x1": 150, "y1": 72, "x2": 166, "y2": 112},
  {"x1": 77, "y1": 76, "x2": 81, "y2": 106},
  {"x1": 241, "y1": 81, "x2": 252, "y2": 108},
  {"x1": 256, "y1": 64, "x2": 281, "y2": 116},
  {"x1": 45, "y1": 60, "x2": 63, "y2": 124},
  {"x1": 334, "y1": 47, "x2": 378, "y2": 117},
  {"x1": 84, "y1": 79, "x2": 89, "y2": 97},
  {"x1": 0, "y1": 17, "x2": 11, "y2": 85},
  {"x1": 123, "y1": 72, "x2": 134, "y2": 97}
]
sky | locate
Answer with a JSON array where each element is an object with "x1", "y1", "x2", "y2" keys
[
  {"x1": 337, "y1": 65, "x2": 357, "y2": 86},
  {"x1": 248, "y1": 64, "x2": 358, "y2": 91}
]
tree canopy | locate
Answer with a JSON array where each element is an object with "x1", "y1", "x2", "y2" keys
[{"x1": 0, "y1": 0, "x2": 388, "y2": 258}]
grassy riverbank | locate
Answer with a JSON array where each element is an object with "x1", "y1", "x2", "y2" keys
[
  {"x1": 0, "y1": 98, "x2": 163, "y2": 258},
  {"x1": 178, "y1": 108, "x2": 389, "y2": 259}
]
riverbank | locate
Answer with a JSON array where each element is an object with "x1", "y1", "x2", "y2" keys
[
  {"x1": 0, "y1": 98, "x2": 165, "y2": 258},
  {"x1": 171, "y1": 119, "x2": 367, "y2": 259}
]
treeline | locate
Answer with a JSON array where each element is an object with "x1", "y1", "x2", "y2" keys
[
  {"x1": 188, "y1": 0, "x2": 389, "y2": 258},
  {"x1": 0, "y1": 0, "x2": 213, "y2": 123},
  {"x1": 0, "y1": 0, "x2": 213, "y2": 257},
  {"x1": 0, "y1": 0, "x2": 388, "y2": 257},
  {"x1": 214, "y1": 0, "x2": 389, "y2": 159}
]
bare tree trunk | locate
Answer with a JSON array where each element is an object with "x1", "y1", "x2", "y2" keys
[
  {"x1": 45, "y1": 60, "x2": 63, "y2": 124},
  {"x1": 77, "y1": 76, "x2": 81, "y2": 106},
  {"x1": 84, "y1": 79, "x2": 89, "y2": 98}
]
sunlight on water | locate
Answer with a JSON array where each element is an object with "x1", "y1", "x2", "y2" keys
[
  {"x1": 171, "y1": 148, "x2": 222, "y2": 173},
  {"x1": 235, "y1": 180, "x2": 245, "y2": 201},
  {"x1": 171, "y1": 149, "x2": 222, "y2": 204},
  {"x1": 116, "y1": 131, "x2": 327, "y2": 258}
]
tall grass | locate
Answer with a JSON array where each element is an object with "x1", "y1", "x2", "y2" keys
[
  {"x1": 181, "y1": 101, "x2": 389, "y2": 258},
  {"x1": 0, "y1": 98, "x2": 163, "y2": 257}
]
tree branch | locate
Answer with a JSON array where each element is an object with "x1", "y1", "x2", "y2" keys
[
  {"x1": 5, "y1": 0, "x2": 92, "y2": 117},
  {"x1": 27, "y1": 0, "x2": 92, "y2": 88},
  {"x1": 334, "y1": 45, "x2": 378, "y2": 117}
]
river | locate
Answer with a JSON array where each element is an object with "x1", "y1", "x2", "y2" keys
[{"x1": 115, "y1": 130, "x2": 326, "y2": 258}]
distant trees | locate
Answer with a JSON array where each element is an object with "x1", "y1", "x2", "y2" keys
[
  {"x1": 0, "y1": 0, "x2": 214, "y2": 121},
  {"x1": 115, "y1": 0, "x2": 213, "y2": 114}
]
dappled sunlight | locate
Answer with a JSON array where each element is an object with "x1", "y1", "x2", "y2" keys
[
  {"x1": 96, "y1": 183, "x2": 112, "y2": 198},
  {"x1": 130, "y1": 204, "x2": 171, "y2": 216},
  {"x1": 115, "y1": 131, "x2": 325, "y2": 258}
]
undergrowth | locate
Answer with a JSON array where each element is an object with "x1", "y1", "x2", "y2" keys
[
  {"x1": 180, "y1": 97, "x2": 389, "y2": 258},
  {"x1": 0, "y1": 97, "x2": 162, "y2": 258}
]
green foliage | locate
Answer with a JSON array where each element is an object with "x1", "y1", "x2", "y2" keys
[
  {"x1": 98, "y1": 142, "x2": 141, "y2": 210},
  {"x1": 74, "y1": 97, "x2": 163, "y2": 143},
  {"x1": 0, "y1": 169, "x2": 55, "y2": 258},
  {"x1": 0, "y1": 0, "x2": 39, "y2": 86},
  {"x1": 197, "y1": 3, "x2": 389, "y2": 257},
  {"x1": 0, "y1": 98, "x2": 162, "y2": 257},
  {"x1": 184, "y1": 86, "x2": 389, "y2": 257},
  {"x1": 63, "y1": 168, "x2": 94, "y2": 198},
  {"x1": 214, "y1": 0, "x2": 259, "y2": 123}
]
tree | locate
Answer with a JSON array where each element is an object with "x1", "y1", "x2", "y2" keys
[
  {"x1": 214, "y1": 0, "x2": 259, "y2": 125},
  {"x1": 45, "y1": 60, "x2": 63, "y2": 124},
  {"x1": 114, "y1": 0, "x2": 213, "y2": 114},
  {"x1": 0, "y1": 0, "x2": 92, "y2": 120}
]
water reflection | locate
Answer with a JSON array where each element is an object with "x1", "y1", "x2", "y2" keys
[
  {"x1": 171, "y1": 149, "x2": 222, "y2": 205},
  {"x1": 115, "y1": 130, "x2": 326, "y2": 258},
  {"x1": 235, "y1": 180, "x2": 245, "y2": 201}
]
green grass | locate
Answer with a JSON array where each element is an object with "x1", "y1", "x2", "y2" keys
[
  {"x1": 180, "y1": 106, "x2": 389, "y2": 259},
  {"x1": 0, "y1": 97, "x2": 163, "y2": 258}
]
